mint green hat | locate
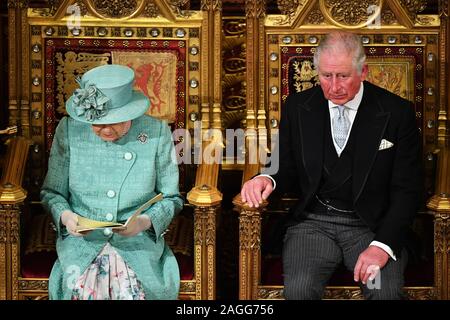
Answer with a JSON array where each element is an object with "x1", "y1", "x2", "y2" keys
[{"x1": 66, "y1": 64, "x2": 150, "y2": 124}]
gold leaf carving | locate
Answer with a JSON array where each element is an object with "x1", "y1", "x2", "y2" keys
[
  {"x1": 272, "y1": 0, "x2": 305, "y2": 25},
  {"x1": 323, "y1": 288, "x2": 364, "y2": 299},
  {"x1": 245, "y1": 0, "x2": 266, "y2": 19},
  {"x1": 223, "y1": 20, "x2": 246, "y2": 37},
  {"x1": 416, "y1": 15, "x2": 436, "y2": 25},
  {"x1": 321, "y1": 0, "x2": 382, "y2": 28},
  {"x1": 400, "y1": 0, "x2": 427, "y2": 20},
  {"x1": 7, "y1": 0, "x2": 29, "y2": 9},
  {"x1": 239, "y1": 210, "x2": 261, "y2": 250},
  {"x1": 89, "y1": 0, "x2": 140, "y2": 18},
  {"x1": 258, "y1": 288, "x2": 284, "y2": 299},
  {"x1": 143, "y1": 0, "x2": 160, "y2": 18},
  {"x1": 30, "y1": 0, "x2": 62, "y2": 16},
  {"x1": 307, "y1": 9, "x2": 325, "y2": 24},
  {"x1": 169, "y1": 0, "x2": 194, "y2": 16},
  {"x1": 381, "y1": 8, "x2": 398, "y2": 25}
]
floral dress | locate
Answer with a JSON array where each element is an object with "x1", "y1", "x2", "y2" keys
[{"x1": 71, "y1": 242, "x2": 146, "y2": 300}]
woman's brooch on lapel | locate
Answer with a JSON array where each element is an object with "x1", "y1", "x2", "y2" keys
[{"x1": 137, "y1": 132, "x2": 149, "y2": 144}]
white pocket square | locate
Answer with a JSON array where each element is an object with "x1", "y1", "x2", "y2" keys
[{"x1": 379, "y1": 139, "x2": 394, "y2": 150}]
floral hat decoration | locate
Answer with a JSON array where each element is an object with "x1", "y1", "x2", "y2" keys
[{"x1": 66, "y1": 64, "x2": 150, "y2": 124}]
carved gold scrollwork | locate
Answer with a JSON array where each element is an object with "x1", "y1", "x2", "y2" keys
[
  {"x1": 169, "y1": 0, "x2": 194, "y2": 16},
  {"x1": 18, "y1": 279, "x2": 49, "y2": 291},
  {"x1": 416, "y1": 15, "x2": 437, "y2": 25},
  {"x1": 307, "y1": 9, "x2": 325, "y2": 25},
  {"x1": 205, "y1": 207, "x2": 217, "y2": 246},
  {"x1": 381, "y1": 8, "x2": 398, "y2": 25},
  {"x1": 223, "y1": 50, "x2": 246, "y2": 74},
  {"x1": 258, "y1": 288, "x2": 284, "y2": 299},
  {"x1": 245, "y1": 0, "x2": 266, "y2": 19},
  {"x1": 223, "y1": 81, "x2": 246, "y2": 111},
  {"x1": 400, "y1": 0, "x2": 428, "y2": 20},
  {"x1": 223, "y1": 20, "x2": 246, "y2": 37},
  {"x1": 194, "y1": 206, "x2": 216, "y2": 246},
  {"x1": 405, "y1": 288, "x2": 436, "y2": 300},
  {"x1": 239, "y1": 210, "x2": 261, "y2": 250},
  {"x1": 30, "y1": 0, "x2": 62, "y2": 16},
  {"x1": 272, "y1": 0, "x2": 304, "y2": 25},
  {"x1": 7, "y1": 0, "x2": 29, "y2": 8},
  {"x1": 320, "y1": 0, "x2": 383, "y2": 29},
  {"x1": 9, "y1": 213, "x2": 19, "y2": 244},
  {"x1": 86, "y1": 0, "x2": 144, "y2": 19},
  {"x1": 0, "y1": 214, "x2": 6, "y2": 243},
  {"x1": 0, "y1": 208, "x2": 20, "y2": 244},
  {"x1": 193, "y1": 209, "x2": 203, "y2": 245},
  {"x1": 69, "y1": 1, "x2": 88, "y2": 17},
  {"x1": 434, "y1": 214, "x2": 449, "y2": 254},
  {"x1": 180, "y1": 281, "x2": 196, "y2": 293},
  {"x1": 143, "y1": 0, "x2": 160, "y2": 18},
  {"x1": 323, "y1": 288, "x2": 364, "y2": 299}
]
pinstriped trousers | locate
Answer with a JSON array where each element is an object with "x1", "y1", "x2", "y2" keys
[{"x1": 282, "y1": 211, "x2": 408, "y2": 300}]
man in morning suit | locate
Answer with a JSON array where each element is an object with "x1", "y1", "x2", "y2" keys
[{"x1": 240, "y1": 31, "x2": 422, "y2": 300}]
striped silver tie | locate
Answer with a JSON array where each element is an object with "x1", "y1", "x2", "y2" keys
[{"x1": 333, "y1": 105, "x2": 350, "y2": 149}]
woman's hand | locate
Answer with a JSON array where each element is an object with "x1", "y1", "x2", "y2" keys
[
  {"x1": 114, "y1": 215, "x2": 152, "y2": 237},
  {"x1": 60, "y1": 210, "x2": 84, "y2": 237}
]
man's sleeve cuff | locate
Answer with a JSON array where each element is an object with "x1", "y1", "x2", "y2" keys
[
  {"x1": 257, "y1": 174, "x2": 276, "y2": 190},
  {"x1": 370, "y1": 241, "x2": 397, "y2": 261}
]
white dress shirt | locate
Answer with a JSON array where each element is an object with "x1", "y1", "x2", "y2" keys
[{"x1": 260, "y1": 82, "x2": 396, "y2": 260}]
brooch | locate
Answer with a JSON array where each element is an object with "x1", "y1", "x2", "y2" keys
[{"x1": 137, "y1": 132, "x2": 148, "y2": 144}]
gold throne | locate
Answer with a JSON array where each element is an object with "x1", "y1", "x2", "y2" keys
[
  {"x1": 234, "y1": 0, "x2": 450, "y2": 300},
  {"x1": 1, "y1": 0, "x2": 224, "y2": 300}
]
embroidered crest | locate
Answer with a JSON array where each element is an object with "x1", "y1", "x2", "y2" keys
[{"x1": 137, "y1": 132, "x2": 148, "y2": 144}]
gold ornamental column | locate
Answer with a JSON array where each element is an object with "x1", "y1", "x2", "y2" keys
[
  {"x1": 187, "y1": 0, "x2": 223, "y2": 300},
  {"x1": 7, "y1": 0, "x2": 30, "y2": 138},
  {"x1": 426, "y1": 0, "x2": 450, "y2": 300},
  {"x1": 0, "y1": 137, "x2": 29, "y2": 300},
  {"x1": 234, "y1": 0, "x2": 267, "y2": 300}
]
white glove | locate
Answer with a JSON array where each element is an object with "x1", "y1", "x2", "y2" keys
[
  {"x1": 60, "y1": 210, "x2": 83, "y2": 237},
  {"x1": 114, "y1": 215, "x2": 152, "y2": 237}
]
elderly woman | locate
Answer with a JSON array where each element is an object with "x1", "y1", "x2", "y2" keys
[{"x1": 41, "y1": 64, "x2": 183, "y2": 300}]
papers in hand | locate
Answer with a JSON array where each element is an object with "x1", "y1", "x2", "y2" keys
[{"x1": 75, "y1": 193, "x2": 163, "y2": 233}]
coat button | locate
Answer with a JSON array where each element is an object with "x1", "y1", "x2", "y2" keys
[
  {"x1": 105, "y1": 213, "x2": 113, "y2": 221},
  {"x1": 124, "y1": 152, "x2": 133, "y2": 161},
  {"x1": 107, "y1": 190, "x2": 116, "y2": 198},
  {"x1": 103, "y1": 228, "x2": 112, "y2": 236}
]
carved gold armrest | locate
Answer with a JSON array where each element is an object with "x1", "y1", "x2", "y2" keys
[
  {"x1": 185, "y1": 163, "x2": 222, "y2": 300},
  {"x1": 0, "y1": 137, "x2": 30, "y2": 204},
  {"x1": 233, "y1": 193, "x2": 268, "y2": 300}
]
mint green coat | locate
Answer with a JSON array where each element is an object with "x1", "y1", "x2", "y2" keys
[{"x1": 41, "y1": 115, "x2": 184, "y2": 300}]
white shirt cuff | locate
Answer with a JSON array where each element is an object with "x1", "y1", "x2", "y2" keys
[
  {"x1": 370, "y1": 241, "x2": 397, "y2": 261},
  {"x1": 257, "y1": 174, "x2": 276, "y2": 190}
]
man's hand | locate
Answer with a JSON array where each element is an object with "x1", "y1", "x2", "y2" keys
[
  {"x1": 240, "y1": 176, "x2": 273, "y2": 208},
  {"x1": 60, "y1": 210, "x2": 83, "y2": 237},
  {"x1": 354, "y1": 245, "x2": 389, "y2": 284},
  {"x1": 114, "y1": 215, "x2": 151, "y2": 237}
]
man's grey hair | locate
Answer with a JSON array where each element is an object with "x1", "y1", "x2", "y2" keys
[{"x1": 313, "y1": 31, "x2": 367, "y2": 74}]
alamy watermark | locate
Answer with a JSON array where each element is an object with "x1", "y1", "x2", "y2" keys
[{"x1": 172, "y1": 121, "x2": 279, "y2": 175}]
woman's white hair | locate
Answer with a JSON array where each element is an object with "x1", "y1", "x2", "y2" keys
[{"x1": 313, "y1": 31, "x2": 366, "y2": 74}]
